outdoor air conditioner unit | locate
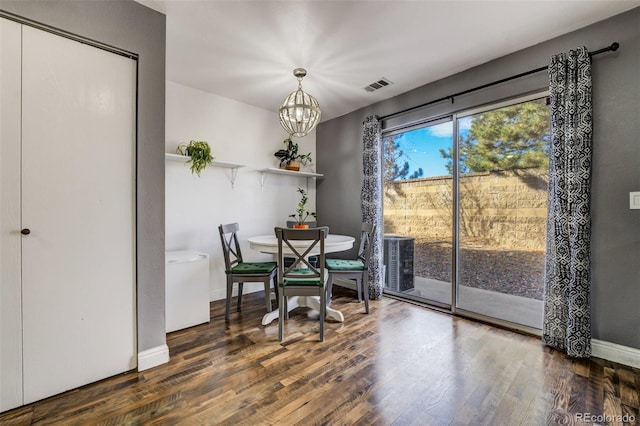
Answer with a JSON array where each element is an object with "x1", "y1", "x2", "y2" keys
[{"x1": 384, "y1": 235, "x2": 415, "y2": 292}]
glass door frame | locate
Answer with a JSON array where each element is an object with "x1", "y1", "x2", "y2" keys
[
  {"x1": 381, "y1": 90, "x2": 548, "y2": 336},
  {"x1": 381, "y1": 115, "x2": 454, "y2": 310},
  {"x1": 451, "y1": 91, "x2": 548, "y2": 336}
]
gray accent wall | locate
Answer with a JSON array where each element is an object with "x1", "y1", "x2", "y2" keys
[
  {"x1": 317, "y1": 8, "x2": 640, "y2": 349},
  {"x1": 1, "y1": 1, "x2": 167, "y2": 354}
]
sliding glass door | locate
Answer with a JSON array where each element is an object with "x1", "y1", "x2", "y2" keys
[
  {"x1": 382, "y1": 118, "x2": 454, "y2": 308},
  {"x1": 382, "y1": 93, "x2": 549, "y2": 330},
  {"x1": 455, "y1": 94, "x2": 549, "y2": 329}
]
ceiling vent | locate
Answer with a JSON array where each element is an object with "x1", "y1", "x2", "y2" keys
[{"x1": 364, "y1": 78, "x2": 393, "y2": 93}]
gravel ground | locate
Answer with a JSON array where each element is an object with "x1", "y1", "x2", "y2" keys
[{"x1": 413, "y1": 239, "x2": 545, "y2": 300}]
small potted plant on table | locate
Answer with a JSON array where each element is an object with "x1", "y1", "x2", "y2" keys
[
  {"x1": 289, "y1": 187, "x2": 316, "y2": 229},
  {"x1": 274, "y1": 137, "x2": 312, "y2": 171}
]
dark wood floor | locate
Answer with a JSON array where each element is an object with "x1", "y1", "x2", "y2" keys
[{"x1": 2, "y1": 287, "x2": 639, "y2": 425}]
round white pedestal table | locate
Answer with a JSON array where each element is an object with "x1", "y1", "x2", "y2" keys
[{"x1": 248, "y1": 234, "x2": 355, "y2": 325}]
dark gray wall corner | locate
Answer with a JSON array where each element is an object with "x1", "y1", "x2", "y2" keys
[
  {"x1": 316, "y1": 120, "x2": 364, "y2": 259},
  {"x1": 317, "y1": 7, "x2": 640, "y2": 349},
  {"x1": 1, "y1": 0, "x2": 167, "y2": 353}
]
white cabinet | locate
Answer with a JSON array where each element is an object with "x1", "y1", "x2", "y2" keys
[
  {"x1": 0, "y1": 18, "x2": 136, "y2": 411},
  {"x1": 165, "y1": 251, "x2": 210, "y2": 333}
]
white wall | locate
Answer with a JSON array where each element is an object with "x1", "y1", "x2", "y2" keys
[{"x1": 165, "y1": 81, "x2": 317, "y2": 301}]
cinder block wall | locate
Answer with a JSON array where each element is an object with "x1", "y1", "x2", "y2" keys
[{"x1": 383, "y1": 168, "x2": 548, "y2": 250}]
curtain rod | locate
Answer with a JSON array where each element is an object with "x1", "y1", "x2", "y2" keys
[{"x1": 378, "y1": 42, "x2": 619, "y2": 122}]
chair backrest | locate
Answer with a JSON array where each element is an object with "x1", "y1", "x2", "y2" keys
[
  {"x1": 357, "y1": 222, "x2": 375, "y2": 266},
  {"x1": 218, "y1": 223, "x2": 244, "y2": 271},
  {"x1": 286, "y1": 221, "x2": 318, "y2": 228},
  {"x1": 275, "y1": 227, "x2": 328, "y2": 283}
]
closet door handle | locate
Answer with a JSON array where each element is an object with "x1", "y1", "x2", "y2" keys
[{"x1": 21, "y1": 228, "x2": 31, "y2": 235}]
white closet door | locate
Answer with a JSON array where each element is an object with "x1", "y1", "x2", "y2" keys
[
  {"x1": 21, "y1": 26, "x2": 136, "y2": 403},
  {"x1": 0, "y1": 17, "x2": 24, "y2": 412}
]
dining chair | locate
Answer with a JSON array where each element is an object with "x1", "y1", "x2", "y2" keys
[
  {"x1": 285, "y1": 221, "x2": 319, "y2": 267},
  {"x1": 325, "y1": 222, "x2": 374, "y2": 314},
  {"x1": 275, "y1": 226, "x2": 328, "y2": 342},
  {"x1": 218, "y1": 223, "x2": 278, "y2": 320}
]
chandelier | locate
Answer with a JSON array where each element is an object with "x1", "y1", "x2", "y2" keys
[{"x1": 278, "y1": 68, "x2": 321, "y2": 137}]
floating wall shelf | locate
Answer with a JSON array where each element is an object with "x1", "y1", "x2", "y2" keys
[
  {"x1": 165, "y1": 153, "x2": 245, "y2": 188},
  {"x1": 257, "y1": 167, "x2": 323, "y2": 189}
]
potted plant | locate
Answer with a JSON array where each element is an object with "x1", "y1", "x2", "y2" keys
[
  {"x1": 176, "y1": 140, "x2": 214, "y2": 176},
  {"x1": 289, "y1": 187, "x2": 317, "y2": 229},
  {"x1": 274, "y1": 137, "x2": 312, "y2": 171}
]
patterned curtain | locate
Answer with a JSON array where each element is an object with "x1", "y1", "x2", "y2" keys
[
  {"x1": 361, "y1": 115, "x2": 384, "y2": 300},
  {"x1": 543, "y1": 47, "x2": 593, "y2": 358}
]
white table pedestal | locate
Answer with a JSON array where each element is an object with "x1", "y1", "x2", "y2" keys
[{"x1": 261, "y1": 296, "x2": 345, "y2": 325}]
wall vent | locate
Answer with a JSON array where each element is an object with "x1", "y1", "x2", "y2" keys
[{"x1": 364, "y1": 78, "x2": 393, "y2": 92}]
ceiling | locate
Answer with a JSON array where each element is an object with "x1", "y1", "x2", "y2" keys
[{"x1": 136, "y1": 0, "x2": 639, "y2": 122}]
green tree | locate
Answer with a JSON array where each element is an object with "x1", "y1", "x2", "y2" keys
[
  {"x1": 383, "y1": 135, "x2": 424, "y2": 186},
  {"x1": 384, "y1": 135, "x2": 408, "y2": 186},
  {"x1": 440, "y1": 100, "x2": 550, "y2": 173}
]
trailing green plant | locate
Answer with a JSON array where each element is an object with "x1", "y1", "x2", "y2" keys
[
  {"x1": 274, "y1": 137, "x2": 312, "y2": 168},
  {"x1": 289, "y1": 187, "x2": 317, "y2": 225},
  {"x1": 177, "y1": 140, "x2": 214, "y2": 176}
]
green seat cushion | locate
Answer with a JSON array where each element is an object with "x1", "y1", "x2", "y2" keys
[
  {"x1": 280, "y1": 269, "x2": 328, "y2": 287},
  {"x1": 229, "y1": 261, "x2": 277, "y2": 275},
  {"x1": 325, "y1": 259, "x2": 365, "y2": 271}
]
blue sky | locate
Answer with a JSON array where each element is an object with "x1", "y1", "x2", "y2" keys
[{"x1": 390, "y1": 119, "x2": 471, "y2": 179}]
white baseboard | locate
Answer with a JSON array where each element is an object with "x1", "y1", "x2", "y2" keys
[
  {"x1": 592, "y1": 339, "x2": 640, "y2": 369},
  {"x1": 137, "y1": 344, "x2": 170, "y2": 371}
]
